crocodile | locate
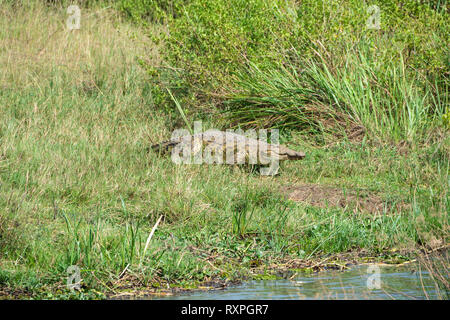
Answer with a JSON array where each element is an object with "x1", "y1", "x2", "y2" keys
[{"x1": 151, "y1": 130, "x2": 305, "y2": 166}]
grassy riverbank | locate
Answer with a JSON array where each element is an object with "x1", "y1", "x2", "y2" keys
[{"x1": 0, "y1": 1, "x2": 448, "y2": 299}]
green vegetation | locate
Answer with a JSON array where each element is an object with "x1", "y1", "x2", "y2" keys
[{"x1": 0, "y1": 0, "x2": 448, "y2": 299}]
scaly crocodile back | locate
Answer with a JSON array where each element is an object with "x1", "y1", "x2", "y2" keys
[{"x1": 151, "y1": 130, "x2": 305, "y2": 162}]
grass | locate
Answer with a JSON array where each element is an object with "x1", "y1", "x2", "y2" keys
[
  {"x1": 225, "y1": 40, "x2": 447, "y2": 143},
  {"x1": 0, "y1": 1, "x2": 448, "y2": 299},
  {"x1": 417, "y1": 250, "x2": 449, "y2": 300}
]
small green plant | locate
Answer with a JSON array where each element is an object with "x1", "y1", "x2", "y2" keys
[
  {"x1": 442, "y1": 107, "x2": 450, "y2": 129},
  {"x1": 119, "y1": 0, "x2": 188, "y2": 24},
  {"x1": 167, "y1": 88, "x2": 193, "y2": 134},
  {"x1": 232, "y1": 205, "x2": 256, "y2": 238}
]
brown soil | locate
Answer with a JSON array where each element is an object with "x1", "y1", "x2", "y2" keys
[{"x1": 282, "y1": 183, "x2": 407, "y2": 214}]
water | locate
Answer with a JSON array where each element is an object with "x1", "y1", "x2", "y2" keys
[{"x1": 151, "y1": 264, "x2": 447, "y2": 300}]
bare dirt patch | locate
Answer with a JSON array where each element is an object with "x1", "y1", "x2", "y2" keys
[{"x1": 282, "y1": 184, "x2": 407, "y2": 214}]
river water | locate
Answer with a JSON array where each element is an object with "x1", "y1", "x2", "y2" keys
[{"x1": 151, "y1": 263, "x2": 447, "y2": 300}]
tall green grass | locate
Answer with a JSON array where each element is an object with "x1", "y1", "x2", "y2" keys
[
  {"x1": 141, "y1": 0, "x2": 448, "y2": 144},
  {"x1": 225, "y1": 41, "x2": 447, "y2": 142}
]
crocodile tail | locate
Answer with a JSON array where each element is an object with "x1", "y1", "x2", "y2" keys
[{"x1": 150, "y1": 140, "x2": 178, "y2": 153}]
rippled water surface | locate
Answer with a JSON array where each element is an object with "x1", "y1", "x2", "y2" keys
[{"x1": 151, "y1": 264, "x2": 446, "y2": 300}]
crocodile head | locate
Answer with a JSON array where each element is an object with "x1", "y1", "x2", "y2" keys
[{"x1": 278, "y1": 146, "x2": 306, "y2": 160}]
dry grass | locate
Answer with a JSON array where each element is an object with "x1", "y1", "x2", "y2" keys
[
  {"x1": 417, "y1": 250, "x2": 449, "y2": 300},
  {"x1": 282, "y1": 183, "x2": 410, "y2": 215},
  {"x1": 0, "y1": 1, "x2": 159, "y2": 89}
]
